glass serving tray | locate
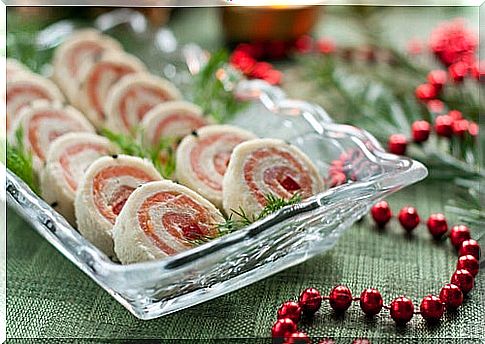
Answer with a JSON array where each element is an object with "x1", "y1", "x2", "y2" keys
[{"x1": 5, "y1": 9, "x2": 428, "y2": 319}]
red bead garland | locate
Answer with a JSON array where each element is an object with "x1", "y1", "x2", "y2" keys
[{"x1": 270, "y1": 202, "x2": 480, "y2": 342}]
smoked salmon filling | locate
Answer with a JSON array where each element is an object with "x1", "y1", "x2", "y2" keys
[
  {"x1": 140, "y1": 101, "x2": 208, "y2": 149},
  {"x1": 75, "y1": 155, "x2": 163, "y2": 258},
  {"x1": 105, "y1": 73, "x2": 182, "y2": 135},
  {"x1": 9, "y1": 100, "x2": 95, "y2": 171},
  {"x1": 113, "y1": 181, "x2": 224, "y2": 264},
  {"x1": 223, "y1": 138, "x2": 325, "y2": 219},
  {"x1": 40, "y1": 133, "x2": 117, "y2": 225},
  {"x1": 175, "y1": 125, "x2": 257, "y2": 209},
  {"x1": 6, "y1": 74, "x2": 65, "y2": 132},
  {"x1": 52, "y1": 29, "x2": 122, "y2": 103},
  {"x1": 78, "y1": 51, "x2": 146, "y2": 128}
]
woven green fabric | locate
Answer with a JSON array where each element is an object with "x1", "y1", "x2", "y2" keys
[{"x1": 6, "y1": 181, "x2": 484, "y2": 342}]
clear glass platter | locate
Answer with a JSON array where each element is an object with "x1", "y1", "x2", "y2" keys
[{"x1": 5, "y1": 9, "x2": 428, "y2": 319}]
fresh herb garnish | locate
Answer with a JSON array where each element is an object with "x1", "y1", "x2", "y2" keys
[
  {"x1": 195, "y1": 193, "x2": 303, "y2": 244},
  {"x1": 101, "y1": 128, "x2": 177, "y2": 179},
  {"x1": 192, "y1": 49, "x2": 248, "y2": 123},
  {"x1": 6, "y1": 126, "x2": 40, "y2": 195}
]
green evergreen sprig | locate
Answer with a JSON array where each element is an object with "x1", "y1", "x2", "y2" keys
[{"x1": 192, "y1": 49, "x2": 247, "y2": 123}]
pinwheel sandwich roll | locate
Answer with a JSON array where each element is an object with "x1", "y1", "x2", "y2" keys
[
  {"x1": 140, "y1": 101, "x2": 208, "y2": 149},
  {"x1": 223, "y1": 138, "x2": 325, "y2": 220},
  {"x1": 175, "y1": 125, "x2": 257, "y2": 209},
  {"x1": 75, "y1": 155, "x2": 163, "y2": 258},
  {"x1": 40, "y1": 133, "x2": 118, "y2": 225},
  {"x1": 113, "y1": 180, "x2": 224, "y2": 264},
  {"x1": 52, "y1": 29, "x2": 122, "y2": 104},
  {"x1": 105, "y1": 73, "x2": 182, "y2": 135},
  {"x1": 78, "y1": 51, "x2": 146, "y2": 129},
  {"x1": 6, "y1": 74, "x2": 64, "y2": 132},
  {"x1": 6, "y1": 58, "x2": 31, "y2": 80},
  {"x1": 9, "y1": 100, "x2": 95, "y2": 172}
]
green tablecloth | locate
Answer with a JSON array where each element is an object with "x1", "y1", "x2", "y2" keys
[{"x1": 6, "y1": 181, "x2": 484, "y2": 342}]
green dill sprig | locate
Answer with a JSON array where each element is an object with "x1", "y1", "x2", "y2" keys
[
  {"x1": 101, "y1": 128, "x2": 177, "y2": 179},
  {"x1": 193, "y1": 193, "x2": 303, "y2": 245},
  {"x1": 6, "y1": 127, "x2": 40, "y2": 195},
  {"x1": 192, "y1": 49, "x2": 247, "y2": 123}
]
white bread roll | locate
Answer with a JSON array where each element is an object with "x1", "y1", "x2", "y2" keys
[
  {"x1": 113, "y1": 180, "x2": 224, "y2": 264},
  {"x1": 140, "y1": 101, "x2": 208, "y2": 148},
  {"x1": 9, "y1": 100, "x2": 95, "y2": 172},
  {"x1": 223, "y1": 138, "x2": 325, "y2": 219},
  {"x1": 6, "y1": 74, "x2": 64, "y2": 132},
  {"x1": 52, "y1": 29, "x2": 122, "y2": 104},
  {"x1": 40, "y1": 133, "x2": 118, "y2": 225},
  {"x1": 175, "y1": 125, "x2": 257, "y2": 209},
  {"x1": 6, "y1": 58, "x2": 31, "y2": 81},
  {"x1": 105, "y1": 73, "x2": 182, "y2": 135},
  {"x1": 77, "y1": 51, "x2": 146, "y2": 129},
  {"x1": 74, "y1": 155, "x2": 162, "y2": 258}
]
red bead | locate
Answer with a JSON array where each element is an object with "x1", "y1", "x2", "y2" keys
[
  {"x1": 294, "y1": 35, "x2": 313, "y2": 54},
  {"x1": 426, "y1": 213, "x2": 448, "y2": 238},
  {"x1": 388, "y1": 134, "x2": 407, "y2": 155},
  {"x1": 459, "y1": 239, "x2": 481, "y2": 260},
  {"x1": 448, "y1": 110, "x2": 462, "y2": 121},
  {"x1": 371, "y1": 201, "x2": 392, "y2": 227},
  {"x1": 427, "y1": 70, "x2": 447, "y2": 89},
  {"x1": 411, "y1": 120, "x2": 431, "y2": 143},
  {"x1": 434, "y1": 115, "x2": 454, "y2": 138},
  {"x1": 329, "y1": 285, "x2": 353, "y2": 312},
  {"x1": 468, "y1": 122, "x2": 479, "y2": 137},
  {"x1": 272, "y1": 318, "x2": 297, "y2": 339},
  {"x1": 448, "y1": 61, "x2": 468, "y2": 82},
  {"x1": 352, "y1": 339, "x2": 371, "y2": 344},
  {"x1": 452, "y1": 119, "x2": 469, "y2": 137},
  {"x1": 318, "y1": 340, "x2": 335, "y2": 344},
  {"x1": 277, "y1": 301, "x2": 302, "y2": 324},
  {"x1": 439, "y1": 283, "x2": 463, "y2": 309},
  {"x1": 298, "y1": 288, "x2": 322, "y2": 315},
  {"x1": 284, "y1": 332, "x2": 311, "y2": 344},
  {"x1": 316, "y1": 38, "x2": 336, "y2": 54},
  {"x1": 456, "y1": 255, "x2": 479, "y2": 277},
  {"x1": 390, "y1": 296, "x2": 414, "y2": 324},
  {"x1": 451, "y1": 269, "x2": 474, "y2": 294},
  {"x1": 449, "y1": 225, "x2": 471, "y2": 248},
  {"x1": 360, "y1": 288, "x2": 383, "y2": 316},
  {"x1": 398, "y1": 206, "x2": 420, "y2": 232},
  {"x1": 420, "y1": 295, "x2": 444, "y2": 322},
  {"x1": 415, "y1": 83, "x2": 438, "y2": 101},
  {"x1": 426, "y1": 99, "x2": 445, "y2": 114}
]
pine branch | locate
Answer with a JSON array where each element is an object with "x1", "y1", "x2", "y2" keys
[{"x1": 192, "y1": 49, "x2": 247, "y2": 123}]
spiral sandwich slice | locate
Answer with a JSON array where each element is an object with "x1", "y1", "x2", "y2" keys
[
  {"x1": 40, "y1": 133, "x2": 118, "y2": 225},
  {"x1": 78, "y1": 51, "x2": 146, "y2": 129},
  {"x1": 175, "y1": 125, "x2": 257, "y2": 209},
  {"x1": 113, "y1": 180, "x2": 224, "y2": 264},
  {"x1": 52, "y1": 29, "x2": 122, "y2": 104},
  {"x1": 223, "y1": 138, "x2": 325, "y2": 219},
  {"x1": 75, "y1": 155, "x2": 163, "y2": 257},
  {"x1": 105, "y1": 73, "x2": 182, "y2": 135},
  {"x1": 6, "y1": 74, "x2": 65, "y2": 132},
  {"x1": 10, "y1": 100, "x2": 95, "y2": 171}
]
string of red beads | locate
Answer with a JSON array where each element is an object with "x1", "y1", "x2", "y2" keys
[{"x1": 271, "y1": 200, "x2": 481, "y2": 343}]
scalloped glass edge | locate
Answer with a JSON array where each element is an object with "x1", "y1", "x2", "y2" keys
[{"x1": 5, "y1": 13, "x2": 428, "y2": 320}]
